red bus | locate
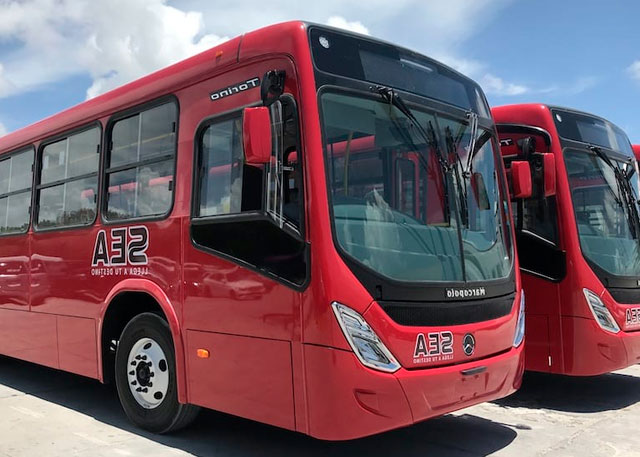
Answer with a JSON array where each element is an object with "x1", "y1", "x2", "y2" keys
[
  {"x1": 0, "y1": 22, "x2": 525, "y2": 439},
  {"x1": 633, "y1": 145, "x2": 640, "y2": 161},
  {"x1": 494, "y1": 104, "x2": 640, "y2": 375}
]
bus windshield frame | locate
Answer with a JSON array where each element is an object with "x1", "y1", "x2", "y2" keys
[
  {"x1": 318, "y1": 87, "x2": 514, "y2": 287},
  {"x1": 564, "y1": 146, "x2": 640, "y2": 279}
]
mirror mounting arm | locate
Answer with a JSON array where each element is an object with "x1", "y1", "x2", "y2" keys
[{"x1": 261, "y1": 70, "x2": 286, "y2": 106}]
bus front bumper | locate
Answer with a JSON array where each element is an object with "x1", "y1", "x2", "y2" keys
[{"x1": 303, "y1": 343, "x2": 524, "y2": 440}]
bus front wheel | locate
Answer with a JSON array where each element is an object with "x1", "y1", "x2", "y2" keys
[{"x1": 115, "y1": 312, "x2": 199, "y2": 433}]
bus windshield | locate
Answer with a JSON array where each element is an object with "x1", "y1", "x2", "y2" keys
[
  {"x1": 553, "y1": 109, "x2": 633, "y2": 156},
  {"x1": 321, "y1": 91, "x2": 512, "y2": 283},
  {"x1": 565, "y1": 149, "x2": 640, "y2": 277}
]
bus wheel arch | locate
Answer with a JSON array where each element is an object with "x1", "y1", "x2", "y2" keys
[{"x1": 99, "y1": 280, "x2": 187, "y2": 404}]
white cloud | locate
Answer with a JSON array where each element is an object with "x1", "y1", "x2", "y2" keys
[
  {"x1": 565, "y1": 76, "x2": 598, "y2": 96},
  {"x1": 0, "y1": 122, "x2": 7, "y2": 137},
  {"x1": 0, "y1": 0, "x2": 528, "y2": 105},
  {"x1": 0, "y1": 63, "x2": 16, "y2": 98},
  {"x1": 432, "y1": 53, "x2": 485, "y2": 77},
  {"x1": 0, "y1": 0, "x2": 227, "y2": 99},
  {"x1": 327, "y1": 16, "x2": 369, "y2": 35},
  {"x1": 627, "y1": 61, "x2": 640, "y2": 81},
  {"x1": 481, "y1": 73, "x2": 529, "y2": 96}
]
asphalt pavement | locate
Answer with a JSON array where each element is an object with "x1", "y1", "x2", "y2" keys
[{"x1": 1, "y1": 355, "x2": 639, "y2": 457}]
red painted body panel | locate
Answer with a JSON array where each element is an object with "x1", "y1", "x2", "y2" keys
[
  {"x1": 494, "y1": 104, "x2": 640, "y2": 376},
  {"x1": 186, "y1": 330, "x2": 295, "y2": 430},
  {"x1": 57, "y1": 315, "x2": 98, "y2": 378},
  {"x1": 0, "y1": 242, "x2": 29, "y2": 310},
  {"x1": 0, "y1": 21, "x2": 524, "y2": 439},
  {"x1": 0, "y1": 309, "x2": 57, "y2": 368}
]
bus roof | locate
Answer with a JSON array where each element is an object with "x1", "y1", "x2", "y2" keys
[{"x1": 492, "y1": 103, "x2": 626, "y2": 133}]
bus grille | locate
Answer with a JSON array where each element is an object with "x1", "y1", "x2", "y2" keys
[{"x1": 379, "y1": 293, "x2": 515, "y2": 326}]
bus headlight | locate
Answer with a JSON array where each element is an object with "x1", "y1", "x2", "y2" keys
[
  {"x1": 332, "y1": 302, "x2": 401, "y2": 373},
  {"x1": 583, "y1": 288, "x2": 620, "y2": 333},
  {"x1": 513, "y1": 291, "x2": 525, "y2": 347}
]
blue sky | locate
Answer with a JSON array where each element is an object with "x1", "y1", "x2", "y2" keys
[{"x1": 1, "y1": 0, "x2": 639, "y2": 142}]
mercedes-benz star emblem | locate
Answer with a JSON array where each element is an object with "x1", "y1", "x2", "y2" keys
[{"x1": 462, "y1": 333, "x2": 476, "y2": 356}]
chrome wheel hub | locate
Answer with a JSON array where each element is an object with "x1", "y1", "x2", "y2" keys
[{"x1": 127, "y1": 337, "x2": 169, "y2": 409}]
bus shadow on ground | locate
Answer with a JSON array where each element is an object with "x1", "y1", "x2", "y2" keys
[
  {"x1": 0, "y1": 355, "x2": 517, "y2": 457},
  {"x1": 494, "y1": 370, "x2": 640, "y2": 413}
]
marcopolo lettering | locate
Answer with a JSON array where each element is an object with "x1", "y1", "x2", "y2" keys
[
  {"x1": 210, "y1": 77, "x2": 260, "y2": 102},
  {"x1": 445, "y1": 287, "x2": 487, "y2": 299}
]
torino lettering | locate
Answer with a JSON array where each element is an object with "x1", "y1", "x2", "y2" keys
[{"x1": 210, "y1": 77, "x2": 260, "y2": 101}]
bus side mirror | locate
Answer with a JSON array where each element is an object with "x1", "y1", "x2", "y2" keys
[
  {"x1": 541, "y1": 153, "x2": 556, "y2": 197},
  {"x1": 511, "y1": 161, "x2": 532, "y2": 199},
  {"x1": 243, "y1": 107, "x2": 272, "y2": 165},
  {"x1": 518, "y1": 136, "x2": 536, "y2": 159}
]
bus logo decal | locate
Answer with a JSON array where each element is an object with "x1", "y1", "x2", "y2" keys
[
  {"x1": 413, "y1": 331, "x2": 454, "y2": 364},
  {"x1": 91, "y1": 226, "x2": 149, "y2": 277},
  {"x1": 462, "y1": 333, "x2": 476, "y2": 356},
  {"x1": 626, "y1": 308, "x2": 640, "y2": 327},
  {"x1": 210, "y1": 77, "x2": 260, "y2": 102}
]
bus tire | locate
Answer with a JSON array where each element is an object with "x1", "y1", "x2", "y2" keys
[{"x1": 115, "y1": 312, "x2": 199, "y2": 433}]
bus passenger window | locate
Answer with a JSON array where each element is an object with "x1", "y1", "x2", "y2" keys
[
  {"x1": 105, "y1": 101, "x2": 177, "y2": 221},
  {"x1": 0, "y1": 148, "x2": 33, "y2": 234},
  {"x1": 198, "y1": 117, "x2": 244, "y2": 216},
  {"x1": 37, "y1": 127, "x2": 100, "y2": 229}
]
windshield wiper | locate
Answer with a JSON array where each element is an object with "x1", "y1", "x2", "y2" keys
[
  {"x1": 444, "y1": 113, "x2": 492, "y2": 227},
  {"x1": 375, "y1": 86, "x2": 450, "y2": 173},
  {"x1": 373, "y1": 85, "x2": 452, "y2": 222},
  {"x1": 465, "y1": 112, "x2": 479, "y2": 171},
  {"x1": 445, "y1": 126, "x2": 470, "y2": 226},
  {"x1": 590, "y1": 145, "x2": 640, "y2": 240}
]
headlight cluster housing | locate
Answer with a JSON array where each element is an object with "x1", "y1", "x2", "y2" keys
[
  {"x1": 513, "y1": 290, "x2": 525, "y2": 347},
  {"x1": 583, "y1": 288, "x2": 620, "y2": 333},
  {"x1": 332, "y1": 302, "x2": 401, "y2": 373}
]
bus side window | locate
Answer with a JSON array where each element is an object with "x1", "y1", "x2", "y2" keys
[
  {"x1": 197, "y1": 117, "x2": 246, "y2": 216},
  {"x1": 0, "y1": 148, "x2": 33, "y2": 234},
  {"x1": 195, "y1": 98, "x2": 303, "y2": 230},
  {"x1": 105, "y1": 101, "x2": 177, "y2": 221},
  {"x1": 519, "y1": 196, "x2": 559, "y2": 244},
  {"x1": 191, "y1": 97, "x2": 307, "y2": 287},
  {"x1": 37, "y1": 127, "x2": 100, "y2": 229}
]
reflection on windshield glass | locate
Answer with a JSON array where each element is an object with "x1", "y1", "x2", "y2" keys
[
  {"x1": 565, "y1": 149, "x2": 640, "y2": 276},
  {"x1": 322, "y1": 91, "x2": 512, "y2": 283}
]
